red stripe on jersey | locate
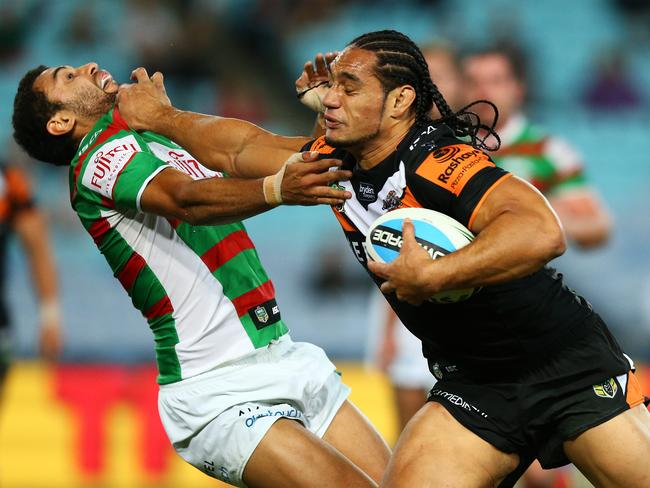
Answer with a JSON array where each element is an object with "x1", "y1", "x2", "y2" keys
[
  {"x1": 144, "y1": 296, "x2": 174, "y2": 320},
  {"x1": 167, "y1": 218, "x2": 181, "y2": 229},
  {"x1": 117, "y1": 252, "x2": 147, "y2": 291},
  {"x1": 88, "y1": 218, "x2": 111, "y2": 246},
  {"x1": 201, "y1": 230, "x2": 255, "y2": 273},
  {"x1": 495, "y1": 139, "x2": 547, "y2": 157},
  {"x1": 111, "y1": 108, "x2": 130, "y2": 131},
  {"x1": 231, "y1": 280, "x2": 276, "y2": 317}
]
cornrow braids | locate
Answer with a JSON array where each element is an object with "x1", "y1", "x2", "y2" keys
[{"x1": 349, "y1": 30, "x2": 500, "y2": 152}]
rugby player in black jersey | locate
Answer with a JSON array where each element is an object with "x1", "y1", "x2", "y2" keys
[{"x1": 116, "y1": 30, "x2": 650, "y2": 488}]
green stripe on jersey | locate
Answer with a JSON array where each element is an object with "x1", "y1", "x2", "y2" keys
[{"x1": 70, "y1": 109, "x2": 286, "y2": 384}]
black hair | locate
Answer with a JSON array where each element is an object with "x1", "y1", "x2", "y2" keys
[
  {"x1": 12, "y1": 65, "x2": 78, "y2": 166},
  {"x1": 349, "y1": 30, "x2": 500, "y2": 151}
]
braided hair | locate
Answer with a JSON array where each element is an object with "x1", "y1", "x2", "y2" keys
[{"x1": 349, "y1": 30, "x2": 500, "y2": 151}]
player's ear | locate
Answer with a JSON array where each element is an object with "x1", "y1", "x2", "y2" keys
[
  {"x1": 46, "y1": 109, "x2": 76, "y2": 136},
  {"x1": 388, "y1": 85, "x2": 416, "y2": 119}
]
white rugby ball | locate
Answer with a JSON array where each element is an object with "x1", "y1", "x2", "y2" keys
[{"x1": 365, "y1": 207, "x2": 476, "y2": 303}]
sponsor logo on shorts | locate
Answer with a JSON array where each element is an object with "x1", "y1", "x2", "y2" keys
[
  {"x1": 239, "y1": 405, "x2": 304, "y2": 428},
  {"x1": 248, "y1": 298, "x2": 281, "y2": 330},
  {"x1": 430, "y1": 389, "x2": 488, "y2": 418},
  {"x1": 593, "y1": 378, "x2": 618, "y2": 399}
]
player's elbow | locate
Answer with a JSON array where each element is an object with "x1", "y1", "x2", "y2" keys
[
  {"x1": 170, "y1": 182, "x2": 205, "y2": 226},
  {"x1": 543, "y1": 219, "x2": 567, "y2": 260}
]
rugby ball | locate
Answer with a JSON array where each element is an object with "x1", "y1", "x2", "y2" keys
[{"x1": 365, "y1": 207, "x2": 476, "y2": 303}]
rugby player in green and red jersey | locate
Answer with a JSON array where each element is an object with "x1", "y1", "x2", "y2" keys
[
  {"x1": 463, "y1": 45, "x2": 611, "y2": 250},
  {"x1": 11, "y1": 63, "x2": 391, "y2": 488},
  {"x1": 112, "y1": 30, "x2": 650, "y2": 488}
]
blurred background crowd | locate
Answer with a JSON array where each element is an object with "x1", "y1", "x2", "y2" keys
[{"x1": 0, "y1": 0, "x2": 648, "y2": 487}]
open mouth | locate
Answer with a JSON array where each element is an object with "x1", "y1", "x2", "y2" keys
[{"x1": 97, "y1": 70, "x2": 113, "y2": 90}]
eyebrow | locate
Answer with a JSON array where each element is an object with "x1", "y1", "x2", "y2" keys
[
  {"x1": 338, "y1": 71, "x2": 361, "y2": 83},
  {"x1": 52, "y1": 65, "x2": 68, "y2": 81}
]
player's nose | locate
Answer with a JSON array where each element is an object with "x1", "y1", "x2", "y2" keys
[
  {"x1": 322, "y1": 86, "x2": 339, "y2": 108},
  {"x1": 79, "y1": 62, "x2": 99, "y2": 76}
]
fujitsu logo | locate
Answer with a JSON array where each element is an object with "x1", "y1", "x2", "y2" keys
[{"x1": 82, "y1": 135, "x2": 141, "y2": 198}]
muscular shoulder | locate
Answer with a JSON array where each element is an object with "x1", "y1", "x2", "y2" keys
[{"x1": 401, "y1": 123, "x2": 497, "y2": 197}]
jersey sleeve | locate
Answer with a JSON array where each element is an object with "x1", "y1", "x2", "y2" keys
[
  {"x1": 78, "y1": 131, "x2": 171, "y2": 211},
  {"x1": 408, "y1": 144, "x2": 512, "y2": 229},
  {"x1": 544, "y1": 137, "x2": 588, "y2": 195}
]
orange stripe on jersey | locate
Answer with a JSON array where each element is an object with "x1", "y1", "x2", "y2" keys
[
  {"x1": 467, "y1": 173, "x2": 513, "y2": 231},
  {"x1": 5, "y1": 167, "x2": 33, "y2": 205},
  {"x1": 416, "y1": 144, "x2": 495, "y2": 197},
  {"x1": 310, "y1": 136, "x2": 336, "y2": 155},
  {"x1": 626, "y1": 371, "x2": 646, "y2": 409},
  {"x1": 332, "y1": 207, "x2": 356, "y2": 232},
  {"x1": 400, "y1": 186, "x2": 424, "y2": 209}
]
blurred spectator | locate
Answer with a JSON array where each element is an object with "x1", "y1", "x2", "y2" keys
[
  {"x1": 613, "y1": 0, "x2": 650, "y2": 43},
  {"x1": 463, "y1": 43, "x2": 612, "y2": 250},
  {"x1": 0, "y1": 2, "x2": 39, "y2": 64},
  {"x1": 463, "y1": 42, "x2": 614, "y2": 488},
  {"x1": 217, "y1": 75, "x2": 268, "y2": 125},
  {"x1": 0, "y1": 142, "x2": 62, "y2": 401},
  {"x1": 125, "y1": 0, "x2": 182, "y2": 74},
  {"x1": 422, "y1": 42, "x2": 464, "y2": 115},
  {"x1": 582, "y1": 48, "x2": 643, "y2": 112},
  {"x1": 61, "y1": 4, "x2": 99, "y2": 48},
  {"x1": 308, "y1": 246, "x2": 370, "y2": 298}
]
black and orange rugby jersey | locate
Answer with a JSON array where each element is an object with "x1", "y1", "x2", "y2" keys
[
  {"x1": 0, "y1": 164, "x2": 36, "y2": 329},
  {"x1": 302, "y1": 121, "x2": 613, "y2": 383}
]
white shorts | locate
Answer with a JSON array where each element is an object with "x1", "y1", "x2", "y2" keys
[
  {"x1": 158, "y1": 335, "x2": 350, "y2": 487},
  {"x1": 366, "y1": 289, "x2": 436, "y2": 390}
]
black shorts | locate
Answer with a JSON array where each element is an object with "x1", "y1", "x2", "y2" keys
[{"x1": 427, "y1": 316, "x2": 648, "y2": 486}]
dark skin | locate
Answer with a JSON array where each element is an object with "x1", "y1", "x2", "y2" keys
[{"x1": 116, "y1": 48, "x2": 650, "y2": 488}]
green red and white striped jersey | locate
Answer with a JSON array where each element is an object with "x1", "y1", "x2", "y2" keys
[
  {"x1": 69, "y1": 108, "x2": 288, "y2": 385},
  {"x1": 491, "y1": 114, "x2": 589, "y2": 195}
]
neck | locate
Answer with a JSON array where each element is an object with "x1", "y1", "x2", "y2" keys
[
  {"x1": 352, "y1": 118, "x2": 414, "y2": 170},
  {"x1": 71, "y1": 116, "x2": 100, "y2": 145}
]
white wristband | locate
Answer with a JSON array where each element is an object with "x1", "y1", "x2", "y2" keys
[{"x1": 262, "y1": 162, "x2": 288, "y2": 206}]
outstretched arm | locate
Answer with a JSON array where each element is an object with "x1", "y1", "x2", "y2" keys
[
  {"x1": 140, "y1": 152, "x2": 352, "y2": 226},
  {"x1": 117, "y1": 69, "x2": 310, "y2": 178}
]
